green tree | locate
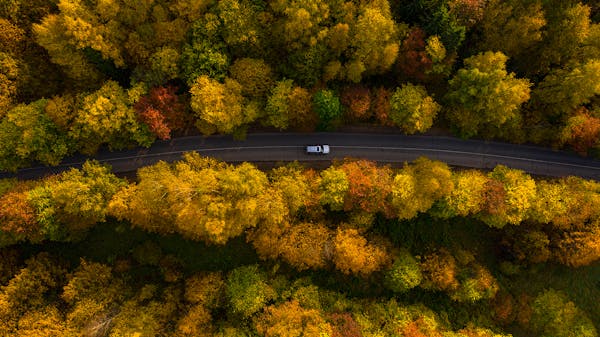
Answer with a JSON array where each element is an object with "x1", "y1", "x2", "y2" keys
[
  {"x1": 229, "y1": 58, "x2": 274, "y2": 99},
  {"x1": 226, "y1": 265, "x2": 275, "y2": 318},
  {"x1": 313, "y1": 89, "x2": 342, "y2": 130},
  {"x1": 69, "y1": 81, "x2": 155, "y2": 155},
  {"x1": 532, "y1": 59, "x2": 600, "y2": 119},
  {"x1": 390, "y1": 83, "x2": 440, "y2": 134},
  {"x1": 530, "y1": 289, "x2": 598, "y2": 337},
  {"x1": 445, "y1": 51, "x2": 532, "y2": 138},
  {"x1": 319, "y1": 167, "x2": 349, "y2": 211},
  {"x1": 0, "y1": 99, "x2": 69, "y2": 171},
  {"x1": 384, "y1": 250, "x2": 422, "y2": 293}
]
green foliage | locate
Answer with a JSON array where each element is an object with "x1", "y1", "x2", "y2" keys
[
  {"x1": 531, "y1": 289, "x2": 598, "y2": 337},
  {"x1": 225, "y1": 265, "x2": 275, "y2": 318},
  {"x1": 390, "y1": 83, "x2": 440, "y2": 134},
  {"x1": 319, "y1": 166, "x2": 349, "y2": 211},
  {"x1": 384, "y1": 250, "x2": 422, "y2": 293},
  {"x1": 69, "y1": 81, "x2": 155, "y2": 155},
  {"x1": 0, "y1": 99, "x2": 69, "y2": 171},
  {"x1": 313, "y1": 89, "x2": 342, "y2": 131},
  {"x1": 445, "y1": 51, "x2": 532, "y2": 138}
]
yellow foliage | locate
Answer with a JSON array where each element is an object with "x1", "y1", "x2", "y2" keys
[
  {"x1": 333, "y1": 228, "x2": 391, "y2": 275},
  {"x1": 255, "y1": 300, "x2": 333, "y2": 337}
]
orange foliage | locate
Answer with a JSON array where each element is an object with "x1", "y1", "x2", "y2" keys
[
  {"x1": 0, "y1": 187, "x2": 41, "y2": 242},
  {"x1": 396, "y1": 28, "x2": 433, "y2": 82},
  {"x1": 255, "y1": 300, "x2": 332, "y2": 337},
  {"x1": 481, "y1": 179, "x2": 506, "y2": 216},
  {"x1": 560, "y1": 107, "x2": 600, "y2": 156},
  {"x1": 552, "y1": 223, "x2": 600, "y2": 267},
  {"x1": 329, "y1": 313, "x2": 363, "y2": 337},
  {"x1": 279, "y1": 222, "x2": 332, "y2": 271},
  {"x1": 420, "y1": 249, "x2": 459, "y2": 291},
  {"x1": 402, "y1": 318, "x2": 442, "y2": 337},
  {"x1": 134, "y1": 85, "x2": 186, "y2": 140},
  {"x1": 288, "y1": 86, "x2": 317, "y2": 132},
  {"x1": 492, "y1": 291, "x2": 516, "y2": 325},
  {"x1": 339, "y1": 160, "x2": 393, "y2": 215},
  {"x1": 372, "y1": 87, "x2": 393, "y2": 126},
  {"x1": 340, "y1": 85, "x2": 372, "y2": 122},
  {"x1": 332, "y1": 228, "x2": 391, "y2": 275}
]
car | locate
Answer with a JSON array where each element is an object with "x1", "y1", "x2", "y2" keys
[{"x1": 305, "y1": 144, "x2": 330, "y2": 155}]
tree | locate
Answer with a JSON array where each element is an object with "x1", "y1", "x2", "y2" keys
[
  {"x1": 420, "y1": 249, "x2": 459, "y2": 291},
  {"x1": 0, "y1": 99, "x2": 69, "y2": 171},
  {"x1": 279, "y1": 222, "x2": 332, "y2": 271},
  {"x1": 69, "y1": 81, "x2": 155, "y2": 155},
  {"x1": 532, "y1": 59, "x2": 600, "y2": 120},
  {"x1": 109, "y1": 153, "x2": 276, "y2": 245},
  {"x1": 26, "y1": 161, "x2": 125, "y2": 241},
  {"x1": 390, "y1": 83, "x2": 440, "y2": 134},
  {"x1": 269, "y1": 164, "x2": 315, "y2": 216},
  {"x1": 396, "y1": 28, "x2": 451, "y2": 82},
  {"x1": 391, "y1": 158, "x2": 454, "y2": 220},
  {"x1": 319, "y1": 167, "x2": 349, "y2": 211},
  {"x1": 229, "y1": 58, "x2": 274, "y2": 99},
  {"x1": 384, "y1": 250, "x2": 423, "y2": 293},
  {"x1": 552, "y1": 222, "x2": 600, "y2": 267},
  {"x1": 340, "y1": 85, "x2": 371, "y2": 122},
  {"x1": 332, "y1": 228, "x2": 391, "y2": 275},
  {"x1": 255, "y1": 300, "x2": 333, "y2": 337},
  {"x1": 339, "y1": 160, "x2": 393, "y2": 215},
  {"x1": 478, "y1": 165, "x2": 536, "y2": 228},
  {"x1": 559, "y1": 108, "x2": 600, "y2": 156},
  {"x1": 226, "y1": 265, "x2": 275, "y2": 318},
  {"x1": 434, "y1": 170, "x2": 488, "y2": 218},
  {"x1": 372, "y1": 86, "x2": 393, "y2": 125},
  {"x1": 265, "y1": 80, "x2": 316, "y2": 131},
  {"x1": 346, "y1": 4, "x2": 402, "y2": 82},
  {"x1": 313, "y1": 89, "x2": 342, "y2": 130},
  {"x1": 445, "y1": 51, "x2": 531, "y2": 138},
  {"x1": 477, "y1": 0, "x2": 546, "y2": 59},
  {"x1": 190, "y1": 75, "x2": 257, "y2": 135},
  {"x1": 134, "y1": 85, "x2": 187, "y2": 140},
  {"x1": 0, "y1": 183, "x2": 42, "y2": 245},
  {"x1": 530, "y1": 289, "x2": 597, "y2": 337}
]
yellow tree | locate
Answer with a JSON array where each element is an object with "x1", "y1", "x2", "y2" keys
[
  {"x1": 190, "y1": 75, "x2": 257, "y2": 135},
  {"x1": 478, "y1": 165, "x2": 536, "y2": 228},
  {"x1": 332, "y1": 228, "x2": 391, "y2": 275},
  {"x1": 255, "y1": 300, "x2": 333, "y2": 337}
]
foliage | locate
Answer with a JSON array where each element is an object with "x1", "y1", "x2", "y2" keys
[
  {"x1": 0, "y1": 99, "x2": 69, "y2": 171},
  {"x1": 313, "y1": 89, "x2": 343, "y2": 131},
  {"x1": 390, "y1": 83, "x2": 440, "y2": 134},
  {"x1": 226, "y1": 265, "x2": 275, "y2": 318},
  {"x1": 384, "y1": 250, "x2": 423, "y2": 293},
  {"x1": 530, "y1": 289, "x2": 598, "y2": 337},
  {"x1": 445, "y1": 51, "x2": 531, "y2": 138},
  {"x1": 190, "y1": 75, "x2": 257, "y2": 135},
  {"x1": 134, "y1": 85, "x2": 187, "y2": 140}
]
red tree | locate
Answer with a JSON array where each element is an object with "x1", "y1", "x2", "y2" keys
[
  {"x1": 340, "y1": 85, "x2": 371, "y2": 122},
  {"x1": 134, "y1": 86, "x2": 186, "y2": 140},
  {"x1": 396, "y1": 28, "x2": 433, "y2": 82},
  {"x1": 560, "y1": 107, "x2": 600, "y2": 156}
]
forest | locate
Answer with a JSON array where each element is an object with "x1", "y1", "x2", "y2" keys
[
  {"x1": 1, "y1": 0, "x2": 600, "y2": 171},
  {"x1": 1, "y1": 0, "x2": 600, "y2": 336},
  {"x1": 1, "y1": 155, "x2": 600, "y2": 336}
]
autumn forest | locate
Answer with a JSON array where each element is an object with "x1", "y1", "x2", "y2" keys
[{"x1": 1, "y1": 0, "x2": 600, "y2": 336}]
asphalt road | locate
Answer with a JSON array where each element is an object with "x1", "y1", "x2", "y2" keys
[{"x1": 3, "y1": 132, "x2": 600, "y2": 180}]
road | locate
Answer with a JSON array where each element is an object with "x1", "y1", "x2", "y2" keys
[{"x1": 3, "y1": 132, "x2": 600, "y2": 180}]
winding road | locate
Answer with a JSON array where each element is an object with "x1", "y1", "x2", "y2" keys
[{"x1": 3, "y1": 132, "x2": 600, "y2": 180}]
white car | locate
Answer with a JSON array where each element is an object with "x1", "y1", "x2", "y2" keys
[{"x1": 305, "y1": 145, "x2": 330, "y2": 155}]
